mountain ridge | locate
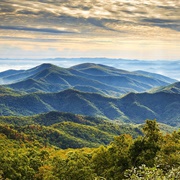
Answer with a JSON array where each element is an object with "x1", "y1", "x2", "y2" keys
[
  {"x1": 1, "y1": 63, "x2": 177, "y2": 96},
  {"x1": 0, "y1": 88, "x2": 179, "y2": 127}
]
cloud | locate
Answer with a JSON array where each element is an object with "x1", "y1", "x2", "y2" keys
[
  {"x1": 0, "y1": 36, "x2": 60, "y2": 42},
  {"x1": 0, "y1": 5, "x2": 16, "y2": 13},
  {"x1": 0, "y1": 25, "x2": 76, "y2": 34},
  {"x1": 0, "y1": 0, "x2": 179, "y2": 34},
  {"x1": 141, "y1": 18, "x2": 180, "y2": 31},
  {"x1": 0, "y1": 0, "x2": 179, "y2": 60},
  {"x1": 16, "y1": 10, "x2": 41, "y2": 15}
]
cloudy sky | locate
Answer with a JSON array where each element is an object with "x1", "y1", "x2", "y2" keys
[{"x1": 0, "y1": 0, "x2": 180, "y2": 60}]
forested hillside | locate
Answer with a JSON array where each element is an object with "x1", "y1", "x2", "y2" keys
[
  {"x1": 0, "y1": 111, "x2": 143, "y2": 149},
  {"x1": 0, "y1": 120, "x2": 179, "y2": 179},
  {"x1": 0, "y1": 89, "x2": 180, "y2": 127}
]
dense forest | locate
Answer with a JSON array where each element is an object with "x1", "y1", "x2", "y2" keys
[
  {"x1": 0, "y1": 112, "x2": 144, "y2": 149},
  {"x1": 0, "y1": 120, "x2": 179, "y2": 180}
]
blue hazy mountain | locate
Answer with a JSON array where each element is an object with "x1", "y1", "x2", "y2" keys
[
  {"x1": 0, "y1": 63, "x2": 53, "y2": 84},
  {"x1": 1, "y1": 63, "x2": 177, "y2": 96},
  {"x1": 0, "y1": 58, "x2": 179, "y2": 80}
]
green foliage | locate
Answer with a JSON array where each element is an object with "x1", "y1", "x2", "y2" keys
[
  {"x1": 0, "y1": 120, "x2": 179, "y2": 180},
  {"x1": 91, "y1": 134, "x2": 133, "y2": 179},
  {"x1": 130, "y1": 120, "x2": 162, "y2": 167},
  {"x1": 124, "y1": 164, "x2": 180, "y2": 180}
]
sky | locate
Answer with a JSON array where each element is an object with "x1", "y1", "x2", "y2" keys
[{"x1": 0, "y1": 0, "x2": 180, "y2": 60}]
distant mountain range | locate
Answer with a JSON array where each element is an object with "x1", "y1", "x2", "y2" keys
[
  {"x1": 0, "y1": 58, "x2": 180, "y2": 80},
  {"x1": 0, "y1": 63, "x2": 177, "y2": 96},
  {"x1": 0, "y1": 63, "x2": 179, "y2": 127}
]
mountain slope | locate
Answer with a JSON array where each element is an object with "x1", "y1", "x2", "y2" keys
[
  {"x1": 0, "y1": 63, "x2": 54, "y2": 84},
  {"x1": 71, "y1": 63, "x2": 129, "y2": 76},
  {"x1": 6, "y1": 64, "x2": 128, "y2": 95},
  {"x1": 0, "y1": 69, "x2": 24, "y2": 79},
  {"x1": 0, "y1": 86, "x2": 24, "y2": 96},
  {"x1": 150, "y1": 81, "x2": 180, "y2": 94},
  {"x1": 134, "y1": 70, "x2": 177, "y2": 84},
  {"x1": 3, "y1": 63, "x2": 176, "y2": 96},
  {"x1": 71, "y1": 63, "x2": 172, "y2": 88},
  {"x1": 0, "y1": 89, "x2": 180, "y2": 126}
]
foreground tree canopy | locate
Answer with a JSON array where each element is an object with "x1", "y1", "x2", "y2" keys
[{"x1": 0, "y1": 120, "x2": 180, "y2": 180}]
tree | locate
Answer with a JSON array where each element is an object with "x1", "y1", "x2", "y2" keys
[
  {"x1": 92, "y1": 134, "x2": 133, "y2": 179},
  {"x1": 130, "y1": 120, "x2": 162, "y2": 167},
  {"x1": 156, "y1": 130, "x2": 180, "y2": 171},
  {"x1": 143, "y1": 119, "x2": 161, "y2": 142}
]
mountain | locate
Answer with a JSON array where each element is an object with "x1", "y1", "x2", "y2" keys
[
  {"x1": 0, "y1": 63, "x2": 53, "y2": 84},
  {"x1": 150, "y1": 81, "x2": 180, "y2": 94},
  {"x1": 3, "y1": 63, "x2": 177, "y2": 96},
  {"x1": 71, "y1": 63, "x2": 129, "y2": 75},
  {"x1": 5, "y1": 64, "x2": 126, "y2": 95},
  {"x1": 70, "y1": 63, "x2": 174, "y2": 89},
  {"x1": 0, "y1": 69, "x2": 24, "y2": 79},
  {"x1": 0, "y1": 89, "x2": 180, "y2": 127}
]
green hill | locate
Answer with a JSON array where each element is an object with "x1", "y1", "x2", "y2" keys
[
  {"x1": 0, "y1": 119, "x2": 179, "y2": 180},
  {"x1": 0, "y1": 111, "x2": 143, "y2": 148},
  {"x1": 0, "y1": 112, "x2": 176, "y2": 149}
]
